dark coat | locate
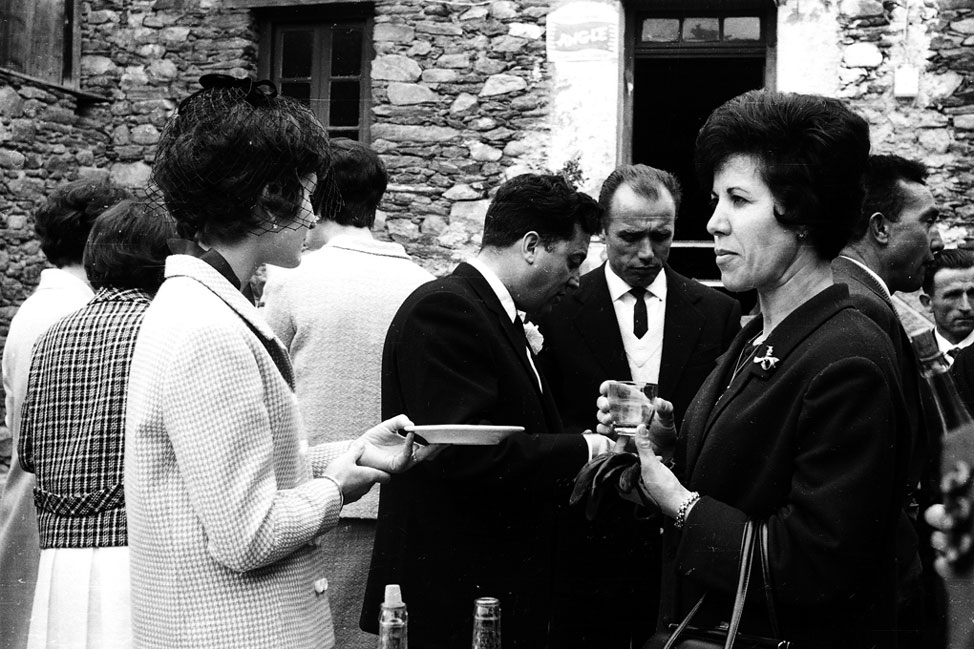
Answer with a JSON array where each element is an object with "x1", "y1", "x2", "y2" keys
[
  {"x1": 535, "y1": 263, "x2": 742, "y2": 431},
  {"x1": 362, "y1": 262, "x2": 589, "y2": 649},
  {"x1": 531, "y1": 264, "x2": 740, "y2": 648},
  {"x1": 663, "y1": 285, "x2": 906, "y2": 648}
]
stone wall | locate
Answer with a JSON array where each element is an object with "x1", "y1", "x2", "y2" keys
[
  {"x1": 834, "y1": 0, "x2": 974, "y2": 245},
  {"x1": 371, "y1": 0, "x2": 552, "y2": 276}
]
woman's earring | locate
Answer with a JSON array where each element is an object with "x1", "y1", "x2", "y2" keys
[{"x1": 797, "y1": 230, "x2": 807, "y2": 241}]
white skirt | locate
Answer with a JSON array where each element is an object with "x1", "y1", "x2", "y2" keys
[{"x1": 27, "y1": 546, "x2": 132, "y2": 649}]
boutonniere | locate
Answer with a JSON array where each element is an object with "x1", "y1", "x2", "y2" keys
[
  {"x1": 523, "y1": 320, "x2": 545, "y2": 355},
  {"x1": 752, "y1": 344, "x2": 779, "y2": 371}
]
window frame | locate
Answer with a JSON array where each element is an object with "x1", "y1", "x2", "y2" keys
[{"x1": 258, "y1": 4, "x2": 373, "y2": 143}]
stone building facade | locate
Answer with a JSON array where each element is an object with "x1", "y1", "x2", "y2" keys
[{"x1": 1, "y1": 0, "x2": 974, "y2": 464}]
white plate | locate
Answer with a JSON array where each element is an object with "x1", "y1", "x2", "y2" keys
[{"x1": 402, "y1": 424, "x2": 524, "y2": 445}]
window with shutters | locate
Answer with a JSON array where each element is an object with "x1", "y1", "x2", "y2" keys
[
  {"x1": 0, "y1": 0, "x2": 81, "y2": 88},
  {"x1": 258, "y1": 6, "x2": 373, "y2": 142}
]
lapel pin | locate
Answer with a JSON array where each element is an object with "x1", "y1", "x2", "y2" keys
[{"x1": 753, "y1": 345, "x2": 779, "y2": 371}]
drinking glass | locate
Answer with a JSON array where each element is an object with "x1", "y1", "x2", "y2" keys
[{"x1": 607, "y1": 381, "x2": 657, "y2": 436}]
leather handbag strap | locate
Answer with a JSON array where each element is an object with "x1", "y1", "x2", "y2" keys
[
  {"x1": 758, "y1": 522, "x2": 782, "y2": 638},
  {"x1": 663, "y1": 520, "x2": 758, "y2": 649}
]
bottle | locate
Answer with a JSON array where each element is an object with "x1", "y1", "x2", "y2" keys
[
  {"x1": 377, "y1": 584, "x2": 407, "y2": 649},
  {"x1": 470, "y1": 597, "x2": 501, "y2": 649},
  {"x1": 911, "y1": 329, "x2": 974, "y2": 649}
]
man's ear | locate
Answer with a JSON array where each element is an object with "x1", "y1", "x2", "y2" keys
[
  {"x1": 919, "y1": 293, "x2": 932, "y2": 311},
  {"x1": 522, "y1": 231, "x2": 541, "y2": 263},
  {"x1": 867, "y1": 212, "x2": 891, "y2": 245}
]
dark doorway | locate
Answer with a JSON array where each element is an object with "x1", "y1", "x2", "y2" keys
[{"x1": 632, "y1": 56, "x2": 763, "y2": 311}]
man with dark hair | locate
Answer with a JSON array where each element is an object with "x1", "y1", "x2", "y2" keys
[
  {"x1": 920, "y1": 249, "x2": 974, "y2": 364},
  {"x1": 261, "y1": 138, "x2": 432, "y2": 649},
  {"x1": 832, "y1": 154, "x2": 944, "y2": 647},
  {"x1": 532, "y1": 164, "x2": 741, "y2": 649},
  {"x1": 362, "y1": 173, "x2": 611, "y2": 649},
  {"x1": 0, "y1": 178, "x2": 129, "y2": 649}
]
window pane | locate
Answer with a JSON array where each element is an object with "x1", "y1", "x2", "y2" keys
[
  {"x1": 724, "y1": 17, "x2": 760, "y2": 41},
  {"x1": 683, "y1": 17, "x2": 719, "y2": 42},
  {"x1": 329, "y1": 80, "x2": 360, "y2": 127},
  {"x1": 641, "y1": 18, "x2": 679, "y2": 43},
  {"x1": 281, "y1": 81, "x2": 311, "y2": 105},
  {"x1": 332, "y1": 27, "x2": 362, "y2": 77},
  {"x1": 281, "y1": 30, "x2": 313, "y2": 78},
  {"x1": 329, "y1": 129, "x2": 360, "y2": 141}
]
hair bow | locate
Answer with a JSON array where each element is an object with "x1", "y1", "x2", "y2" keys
[{"x1": 179, "y1": 74, "x2": 279, "y2": 111}]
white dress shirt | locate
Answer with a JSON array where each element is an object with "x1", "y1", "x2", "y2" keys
[
  {"x1": 935, "y1": 327, "x2": 974, "y2": 367},
  {"x1": 605, "y1": 264, "x2": 667, "y2": 384}
]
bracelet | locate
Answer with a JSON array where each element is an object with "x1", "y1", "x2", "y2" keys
[
  {"x1": 674, "y1": 491, "x2": 701, "y2": 530},
  {"x1": 319, "y1": 475, "x2": 345, "y2": 512}
]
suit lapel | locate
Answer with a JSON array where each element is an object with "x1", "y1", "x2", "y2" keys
[
  {"x1": 685, "y1": 285, "x2": 853, "y2": 477},
  {"x1": 453, "y1": 263, "x2": 547, "y2": 400},
  {"x1": 659, "y1": 270, "x2": 704, "y2": 396},
  {"x1": 572, "y1": 267, "x2": 631, "y2": 381}
]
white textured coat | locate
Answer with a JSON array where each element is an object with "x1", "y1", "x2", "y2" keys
[
  {"x1": 262, "y1": 235, "x2": 432, "y2": 519},
  {"x1": 125, "y1": 255, "x2": 347, "y2": 649}
]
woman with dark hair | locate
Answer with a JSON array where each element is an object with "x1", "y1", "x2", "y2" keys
[
  {"x1": 123, "y1": 76, "x2": 428, "y2": 649},
  {"x1": 18, "y1": 200, "x2": 174, "y2": 649},
  {"x1": 599, "y1": 90, "x2": 908, "y2": 648}
]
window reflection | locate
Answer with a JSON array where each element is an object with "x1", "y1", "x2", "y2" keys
[
  {"x1": 641, "y1": 18, "x2": 679, "y2": 42},
  {"x1": 724, "y1": 17, "x2": 760, "y2": 41},
  {"x1": 683, "y1": 17, "x2": 719, "y2": 42}
]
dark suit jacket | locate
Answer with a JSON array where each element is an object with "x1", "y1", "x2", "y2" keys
[
  {"x1": 952, "y1": 346, "x2": 974, "y2": 415},
  {"x1": 665, "y1": 285, "x2": 905, "y2": 647},
  {"x1": 529, "y1": 264, "x2": 740, "y2": 648},
  {"x1": 362, "y1": 263, "x2": 590, "y2": 649},
  {"x1": 535, "y1": 263, "x2": 741, "y2": 431}
]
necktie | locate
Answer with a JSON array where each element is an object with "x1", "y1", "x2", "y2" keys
[
  {"x1": 512, "y1": 314, "x2": 529, "y2": 349},
  {"x1": 948, "y1": 347, "x2": 962, "y2": 360},
  {"x1": 630, "y1": 287, "x2": 648, "y2": 339}
]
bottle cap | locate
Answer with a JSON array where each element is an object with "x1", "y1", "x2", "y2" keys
[
  {"x1": 383, "y1": 584, "x2": 404, "y2": 608},
  {"x1": 473, "y1": 596, "x2": 501, "y2": 619},
  {"x1": 911, "y1": 328, "x2": 943, "y2": 364}
]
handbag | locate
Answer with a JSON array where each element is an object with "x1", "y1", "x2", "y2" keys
[{"x1": 644, "y1": 520, "x2": 791, "y2": 649}]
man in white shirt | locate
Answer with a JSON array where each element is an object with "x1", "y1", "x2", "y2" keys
[
  {"x1": 919, "y1": 248, "x2": 974, "y2": 365},
  {"x1": 0, "y1": 178, "x2": 128, "y2": 649},
  {"x1": 533, "y1": 164, "x2": 741, "y2": 649},
  {"x1": 261, "y1": 139, "x2": 432, "y2": 649}
]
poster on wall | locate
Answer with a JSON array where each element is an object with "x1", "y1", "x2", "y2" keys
[{"x1": 546, "y1": 1, "x2": 619, "y2": 63}]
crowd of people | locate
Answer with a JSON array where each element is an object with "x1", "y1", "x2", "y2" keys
[{"x1": 0, "y1": 75, "x2": 965, "y2": 649}]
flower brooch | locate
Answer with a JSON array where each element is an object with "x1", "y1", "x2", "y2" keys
[
  {"x1": 752, "y1": 344, "x2": 779, "y2": 371},
  {"x1": 523, "y1": 321, "x2": 545, "y2": 355}
]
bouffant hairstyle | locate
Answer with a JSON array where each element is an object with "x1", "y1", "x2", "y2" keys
[
  {"x1": 922, "y1": 248, "x2": 974, "y2": 296},
  {"x1": 598, "y1": 164, "x2": 683, "y2": 229},
  {"x1": 34, "y1": 179, "x2": 131, "y2": 268},
  {"x1": 851, "y1": 155, "x2": 929, "y2": 241},
  {"x1": 320, "y1": 138, "x2": 388, "y2": 229},
  {"x1": 481, "y1": 174, "x2": 602, "y2": 250},
  {"x1": 695, "y1": 90, "x2": 871, "y2": 260},
  {"x1": 151, "y1": 75, "x2": 336, "y2": 244},
  {"x1": 83, "y1": 200, "x2": 176, "y2": 295}
]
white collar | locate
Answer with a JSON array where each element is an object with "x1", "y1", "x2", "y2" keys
[
  {"x1": 936, "y1": 327, "x2": 974, "y2": 353},
  {"x1": 605, "y1": 263, "x2": 668, "y2": 302},
  {"x1": 466, "y1": 256, "x2": 518, "y2": 322},
  {"x1": 38, "y1": 267, "x2": 93, "y2": 296},
  {"x1": 838, "y1": 255, "x2": 892, "y2": 301}
]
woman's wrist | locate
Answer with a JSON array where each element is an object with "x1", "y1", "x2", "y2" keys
[{"x1": 673, "y1": 491, "x2": 701, "y2": 529}]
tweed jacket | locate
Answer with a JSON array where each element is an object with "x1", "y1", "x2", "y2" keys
[
  {"x1": 262, "y1": 235, "x2": 433, "y2": 519},
  {"x1": 19, "y1": 287, "x2": 151, "y2": 548},
  {"x1": 363, "y1": 262, "x2": 590, "y2": 649},
  {"x1": 0, "y1": 268, "x2": 92, "y2": 649},
  {"x1": 663, "y1": 285, "x2": 906, "y2": 647},
  {"x1": 125, "y1": 255, "x2": 349, "y2": 649}
]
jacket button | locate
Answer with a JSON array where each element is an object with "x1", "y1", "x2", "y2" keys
[{"x1": 314, "y1": 578, "x2": 329, "y2": 595}]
